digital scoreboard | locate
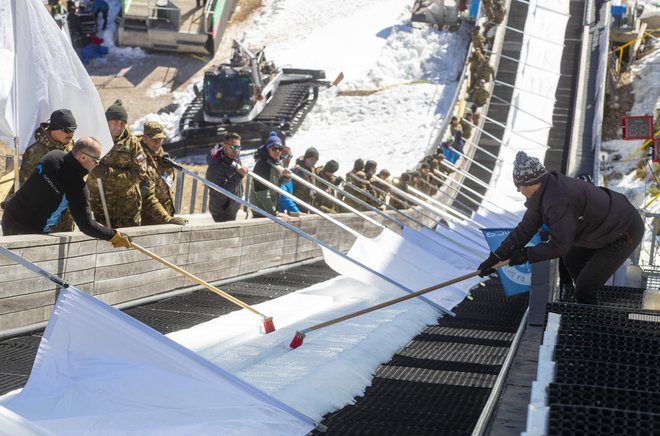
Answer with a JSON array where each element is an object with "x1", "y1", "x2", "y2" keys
[{"x1": 622, "y1": 115, "x2": 654, "y2": 140}]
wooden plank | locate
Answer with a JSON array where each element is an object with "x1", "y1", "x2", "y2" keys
[
  {"x1": 0, "y1": 269, "x2": 95, "y2": 298},
  {"x1": 0, "y1": 289, "x2": 57, "y2": 315},
  {"x1": 93, "y1": 268, "x2": 183, "y2": 294}
]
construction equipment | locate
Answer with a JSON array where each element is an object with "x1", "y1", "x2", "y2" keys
[
  {"x1": 166, "y1": 40, "x2": 334, "y2": 158},
  {"x1": 411, "y1": 0, "x2": 461, "y2": 29}
]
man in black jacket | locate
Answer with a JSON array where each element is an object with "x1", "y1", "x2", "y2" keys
[
  {"x1": 478, "y1": 151, "x2": 643, "y2": 305},
  {"x1": 205, "y1": 132, "x2": 248, "y2": 222},
  {"x1": 2, "y1": 137, "x2": 131, "y2": 248}
]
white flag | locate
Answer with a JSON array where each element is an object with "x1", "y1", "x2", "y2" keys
[{"x1": 0, "y1": 0, "x2": 113, "y2": 156}]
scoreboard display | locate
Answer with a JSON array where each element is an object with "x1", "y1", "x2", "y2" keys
[{"x1": 622, "y1": 115, "x2": 654, "y2": 140}]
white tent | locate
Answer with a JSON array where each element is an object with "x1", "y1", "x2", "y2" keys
[
  {"x1": 0, "y1": 286, "x2": 317, "y2": 435},
  {"x1": 0, "y1": 0, "x2": 113, "y2": 157}
]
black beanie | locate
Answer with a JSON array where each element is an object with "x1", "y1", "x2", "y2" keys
[
  {"x1": 49, "y1": 109, "x2": 77, "y2": 130},
  {"x1": 364, "y1": 160, "x2": 377, "y2": 173},
  {"x1": 105, "y1": 99, "x2": 128, "y2": 122},
  {"x1": 513, "y1": 151, "x2": 547, "y2": 186},
  {"x1": 352, "y1": 159, "x2": 364, "y2": 172},
  {"x1": 304, "y1": 147, "x2": 319, "y2": 160},
  {"x1": 323, "y1": 160, "x2": 339, "y2": 174}
]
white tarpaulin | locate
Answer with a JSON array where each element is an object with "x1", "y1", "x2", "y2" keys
[
  {"x1": 322, "y1": 230, "x2": 481, "y2": 311},
  {"x1": 0, "y1": 286, "x2": 316, "y2": 435},
  {"x1": 0, "y1": 0, "x2": 113, "y2": 155},
  {"x1": 481, "y1": 0, "x2": 570, "y2": 213}
]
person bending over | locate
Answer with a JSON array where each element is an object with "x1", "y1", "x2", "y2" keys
[
  {"x1": 478, "y1": 151, "x2": 643, "y2": 305},
  {"x1": 2, "y1": 137, "x2": 131, "y2": 249}
]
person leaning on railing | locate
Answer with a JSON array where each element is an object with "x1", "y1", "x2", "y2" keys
[{"x1": 1, "y1": 137, "x2": 131, "y2": 249}]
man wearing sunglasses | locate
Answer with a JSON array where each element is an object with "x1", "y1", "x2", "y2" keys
[
  {"x1": 2, "y1": 137, "x2": 132, "y2": 250},
  {"x1": 6, "y1": 109, "x2": 79, "y2": 232},
  {"x1": 206, "y1": 132, "x2": 248, "y2": 222},
  {"x1": 249, "y1": 132, "x2": 291, "y2": 218}
]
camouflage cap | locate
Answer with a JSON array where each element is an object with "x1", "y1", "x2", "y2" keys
[{"x1": 144, "y1": 121, "x2": 166, "y2": 139}]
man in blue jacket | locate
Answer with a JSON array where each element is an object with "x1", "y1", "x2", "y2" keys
[
  {"x1": 478, "y1": 151, "x2": 643, "y2": 305},
  {"x1": 90, "y1": 0, "x2": 110, "y2": 31}
]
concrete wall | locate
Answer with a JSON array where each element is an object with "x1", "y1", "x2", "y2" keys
[{"x1": 0, "y1": 212, "x2": 399, "y2": 335}]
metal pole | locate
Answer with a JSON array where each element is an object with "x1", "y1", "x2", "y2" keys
[
  {"x1": 248, "y1": 170, "x2": 360, "y2": 238},
  {"x1": 455, "y1": 148, "x2": 496, "y2": 175},
  {"x1": 422, "y1": 175, "x2": 487, "y2": 216},
  {"x1": 514, "y1": 0, "x2": 571, "y2": 16},
  {"x1": 433, "y1": 169, "x2": 520, "y2": 221},
  {"x1": 97, "y1": 178, "x2": 112, "y2": 228},
  {"x1": 368, "y1": 181, "x2": 439, "y2": 224},
  {"x1": 273, "y1": 163, "x2": 384, "y2": 230},
  {"x1": 408, "y1": 185, "x2": 482, "y2": 231},
  {"x1": 482, "y1": 114, "x2": 550, "y2": 150},
  {"x1": 485, "y1": 50, "x2": 561, "y2": 76},
  {"x1": 345, "y1": 179, "x2": 429, "y2": 229},
  {"x1": 461, "y1": 119, "x2": 511, "y2": 152},
  {"x1": 490, "y1": 93, "x2": 554, "y2": 127},
  {"x1": 164, "y1": 158, "x2": 453, "y2": 316},
  {"x1": 440, "y1": 160, "x2": 491, "y2": 191},
  {"x1": 372, "y1": 177, "x2": 487, "y2": 250},
  {"x1": 494, "y1": 80, "x2": 557, "y2": 102},
  {"x1": 504, "y1": 25, "x2": 566, "y2": 47},
  {"x1": 295, "y1": 166, "x2": 405, "y2": 229}
]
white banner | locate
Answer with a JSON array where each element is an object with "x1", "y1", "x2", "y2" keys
[
  {"x1": 0, "y1": 0, "x2": 112, "y2": 155},
  {"x1": 0, "y1": 286, "x2": 315, "y2": 435}
]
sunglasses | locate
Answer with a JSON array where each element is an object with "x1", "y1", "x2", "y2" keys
[
  {"x1": 229, "y1": 144, "x2": 241, "y2": 150},
  {"x1": 63, "y1": 126, "x2": 77, "y2": 134},
  {"x1": 81, "y1": 150, "x2": 101, "y2": 164},
  {"x1": 270, "y1": 147, "x2": 283, "y2": 152}
]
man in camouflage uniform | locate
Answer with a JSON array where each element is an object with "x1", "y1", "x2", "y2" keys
[
  {"x1": 87, "y1": 99, "x2": 166, "y2": 228},
  {"x1": 138, "y1": 121, "x2": 186, "y2": 226},
  {"x1": 470, "y1": 49, "x2": 495, "y2": 91},
  {"x1": 471, "y1": 79, "x2": 490, "y2": 109},
  {"x1": 11, "y1": 109, "x2": 78, "y2": 232},
  {"x1": 483, "y1": 1, "x2": 506, "y2": 36},
  {"x1": 471, "y1": 26, "x2": 486, "y2": 52},
  {"x1": 461, "y1": 112, "x2": 474, "y2": 140},
  {"x1": 314, "y1": 160, "x2": 340, "y2": 214},
  {"x1": 291, "y1": 147, "x2": 319, "y2": 213},
  {"x1": 419, "y1": 163, "x2": 437, "y2": 196}
]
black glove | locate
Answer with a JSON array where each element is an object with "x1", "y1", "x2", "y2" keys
[
  {"x1": 478, "y1": 252, "x2": 500, "y2": 277},
  {"x1": 509, "y1": 248, "x2": 529, "y2": 266},
  {"x1": 333, "y1": 176, "x2": 344, "y2": 186}
]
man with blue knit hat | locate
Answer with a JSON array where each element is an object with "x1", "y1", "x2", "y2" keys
[{"x1": 478, "y1": 151, "x2": 643, "y2": 305}]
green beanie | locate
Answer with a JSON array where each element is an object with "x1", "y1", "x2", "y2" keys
[{"x1": 105, "y1": 99, "x2": 128, "y2": 122}]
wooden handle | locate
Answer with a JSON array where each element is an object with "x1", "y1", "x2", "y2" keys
[
  {"x1": 306, "y1": 260, "x2": 510, "y2": 333},
  {"x1": 131, "y1": 242, "x2": 266, "y2": 318}
]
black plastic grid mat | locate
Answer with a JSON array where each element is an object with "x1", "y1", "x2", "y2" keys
[
  {"x1": 547, "y1": 404, "x2": 660, "y2": 436},
  {"x1": 314, "y1": 280, "x2": 528, "y2": 435},
  {"x1": 548, "y1": 383, "x2": 660, "y2": 414}
]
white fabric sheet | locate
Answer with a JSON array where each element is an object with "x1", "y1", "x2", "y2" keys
[
  {"x1": 323, "y1": 231, "x2": 480, "y2": 311},
  {"x1": 0, "y1": 286, "x2": 316, "y2": 435},
  {"x1": 481, "y1": 0, "x2": 570, "y2": 213},
  {"x1": 0, "y1": 0, "x2": 112, "y2": 154}
]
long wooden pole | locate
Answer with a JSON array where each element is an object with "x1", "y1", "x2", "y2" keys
[{"x1": 131, "y1": 242, "x2": 270, "y2": 320}]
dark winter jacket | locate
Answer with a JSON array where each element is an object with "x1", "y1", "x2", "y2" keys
[
  {"x1": 205, "y1": 145, "x2": 244, "y2": 222},
  {"x1": 249, "y1": 145, "x2": 284, "y2": 215},
  {"x1": 494, "y1": 172, "x2": 638, "y2": 263},
  {"x1": 2, "y1": 150, "x2": 114, "y2": 239}
]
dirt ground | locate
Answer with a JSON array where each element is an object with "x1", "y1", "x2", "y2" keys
[{"x1": 89, "y1": 0, "x2": 260, "y2": 122}]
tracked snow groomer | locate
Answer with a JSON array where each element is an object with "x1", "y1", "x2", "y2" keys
[{"x1": 166, "y1": 40, "x2": 334, "y2": 157}]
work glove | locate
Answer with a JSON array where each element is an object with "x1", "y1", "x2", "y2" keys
[
  {"x1": 509, "y1": 248, "x2": 529, "y2": 266},
  {"x1": 477, "y1": 252, "x2": 501, "y2": 277},
  {"x1": 109, "y1": 230, "x2": 132, "y2": 249},
  {"x1": 334, "y1": 176, "x2": 344, "y2": 186},
  {"x1": 89, "y1": 165, "x2": 113, "y2": 179},
  {"x1": 168, "y1": 216, "x2": 188, "y2": 225}
]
